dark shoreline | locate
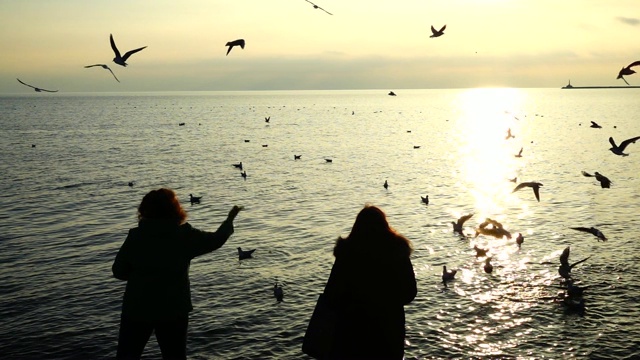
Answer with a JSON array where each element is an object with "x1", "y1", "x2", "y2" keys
[{"x1": 561, "y1": 86, "x2": 640, "y2": 89}]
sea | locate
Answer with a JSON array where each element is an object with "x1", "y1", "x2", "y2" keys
[{"x1": 1, "y1": 88, "x2": 639, "y2": 359}]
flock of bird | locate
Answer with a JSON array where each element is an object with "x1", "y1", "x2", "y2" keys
[{"x1": 433, "y1": 118, "x2": 639, "y2": 315}]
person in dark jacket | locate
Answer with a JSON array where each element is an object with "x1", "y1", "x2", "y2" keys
[
  {"x1": 324, "y1": 205, "x2": 417, "y2": 360},
  {"x1": 112, "y1": 188, "x2": 242, "y2": 360}
]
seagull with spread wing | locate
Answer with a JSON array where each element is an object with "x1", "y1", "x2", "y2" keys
[
  {"x1": 110, "y1": 34, "x2": 147, "y2": 67},
  {"x1": 16, "y1": 78, "x2": 58, "y2": 92},
  {"x1": 512, "y1": 182, "x2": 543, "y2": 202},
  {"x1": 225, "y1": 39, "x2": 245, "y2": 56},
  {"x1": 581, "y1": 171, "x2": 612, "y2": 188},
  {"x1": 609, "y1": 135, "x2": 640, "y2": 156},
  {"x1": 304, "y1": 0, "x2": 333, "y2": 15},
  {"x1": 452, "y1": 214, "x2": 473, "y2": 234},
  {"x1": 617, "y1": 60, "x2": 640, "y2": 85},
  {"x1": 570, "y1": 226, "x2": 607, "y2": 242},
  {"x1": 558, "y1": 246, "x2": 591, "y2": 279},
  {"x1": 84, "y1": 64, "x2": 120, "y2": 82},
  {"x1": 430, "y1": 25, "x2": 446, "y2": 38}
]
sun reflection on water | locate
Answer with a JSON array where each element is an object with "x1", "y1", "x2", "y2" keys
[{"x1": 453, "y1": 88, "x2": 527, "y2": 221}]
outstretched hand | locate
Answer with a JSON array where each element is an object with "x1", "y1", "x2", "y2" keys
[{"x1": 227, "y1": 205, "x2": 244, "y2": 222}]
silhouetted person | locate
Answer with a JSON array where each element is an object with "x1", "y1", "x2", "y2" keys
[
  {"x1": 323, "y1": 205, "x2": 417, "y2": 359},
  {"x1": 112, "y1": 188, "x2": 242, "y2": 360}
]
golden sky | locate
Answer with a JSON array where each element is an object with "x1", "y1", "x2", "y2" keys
[{"x1": 1, "y1": 0, "x2": 639, "y2": 93}]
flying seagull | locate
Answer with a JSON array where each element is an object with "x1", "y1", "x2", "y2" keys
[
  {"x1": 16, "y1": 78, "x2": 58, "y2": 92},
  {"x1": 616, "y1": 60, "x2": 640, "y2": 85},
  {"x1": 430, "y1": 25, "x2": 446, "y2": 38},
  {"x1": 590, "y1": 121, "x2": 602, "y2": 129},
  {"x1": 452, "y1": 214, "x2": 473, "y2": 234},
  {"x1": 558, "y1": 246, "x2": 591, "y2": 279},
  {"x1": 581, "y1": 171, "x2": 612, "y2": 188},
  {"x1": 609, "y1": 135, "x2": 640, "y2": 156},
  {"x1": 225, "y1": 39, "x2": 245, "y2": 56},
  {"x1": 515, "y1": 147, "x2": 523, "y2": 158},
  {"x1": 110, "y1": 34, "x2": 147, "y2": 67},
  {"x1": 512, "y1": 182, "x2": 543, "y2": 202},
  {"x1": 304, "y1": 0, "x2": 333, "y2": 15},
  {"x1": 570, "y1": 227, "x2": 607, "y2": 242},
  {"x1": 84, "y1": 64, "x2": 120, "y2": 82}
]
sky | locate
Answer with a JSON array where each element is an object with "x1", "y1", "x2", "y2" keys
[{"x1": 1, "y1": 0, "x2": 639, "y2": 93}]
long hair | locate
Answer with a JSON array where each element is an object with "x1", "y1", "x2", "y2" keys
[
  {"x1": 137, "y1": 188, "x2": 187, "y2": 225},
  {"x1": 337, "y1": 205, "x2": 413, "y2": 254}
]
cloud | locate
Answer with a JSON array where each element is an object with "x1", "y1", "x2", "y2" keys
[{"x1": 616, "y1": 17, "x2": 640, "y2": 26}]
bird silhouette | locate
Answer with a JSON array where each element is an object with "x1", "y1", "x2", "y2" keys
[
  {"x1": 609, "y1": 135, "x2": 640, "y2": 156},
  {"x1": 265, "y1": 116, "x2": 270, "y2": 123},
  {"x1": 452, "y1": 214, "x2": 474, "y2": 234},
  {"x1": 515, "y1": 233, "x2": 524, "y2": 248},
  {"x1": 110, "y1": 34, "x2": 146, "y2": 67},
  {"x1": 442, "y1": 266, "x2": 457, "y2": 284},
  {"x1": 84, "y1": 64, "x2": 120, "y2": 82},
  {"x1": 225, "y1": 39, "x2": 245, "y2": 56},
  {"x1": 16, "y1": 78, "x2": 58, "y2": 92},
  {"x1": 589, "y1": 121, "x2": 602, "y2": 129},
  {"x1": 238, "y1": 247, "x2": 256, "y2": 260},
  {"x1": 294, "y1": 154, "x2": 302, "y2": 160},
  {"x1": 430, "y1": 25, "x2": 446, "y2": 38},
  {"x1": 304, "y1": 0, "x2": 333, "y2": 15},
  {"x1": 515, "y1": 147, "x2": 523, "y2": 158},
  {"x1": 570, "y1": 227, "x2": 607, "y2": 242},
  {"x1": 189, "y1": 194, "x2": 202, "y2": 204},
  {"x1": 241, "y1": 171, "x2": 247, "y2": 179},
  {"x1": 484, "y1": 257, "x2": 494, "y2": 274},
  {"x1": 558, "y1": 246, "x2": 591, "y2": 279},
  {"x1": 421, "y1": 195, "x2": 429, "y2": 205},
  {"x1": 512, "y1": 182, "x2": 543, "y2": 202},
  {"x1": 473, "y1": 245, "x2": 488, "y2": 258},
  {"x1": 581, "y1": 171, "x2": 612, "y2": 188},
  {"x1": 274, "y1": 283, "x2": 284, "y2": 302},
  {"x1": 505, "y1": 128, "x2": 515, "y2": 139},
  {"x1": 233, "y1": 162, "x2": 243, "y2": 170},
  {"x1": 388, "y1": 91, "x2": 397, "y2": 96},
  {"x1": 616, "y1": 60, "x2": 640, "y2": 85},
  {"x1": 383, "y1": 180, "x2": 389, "y2": 189}
]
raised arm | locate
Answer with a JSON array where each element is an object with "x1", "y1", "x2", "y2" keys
[{"x1": 187, "y1": 205, "x2": 243, "y2": 258}]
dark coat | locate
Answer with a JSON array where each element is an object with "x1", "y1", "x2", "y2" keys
[
  {"x1": 112, "y1": 219, "x2": 233, "y2": 321},
  {"x1": 324, "y1": 236, "x2": 417, "y2": 360}
]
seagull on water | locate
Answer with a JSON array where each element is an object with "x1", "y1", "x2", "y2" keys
[
  {"x1": 558, "y1": 246, "x2": 591, "y2": 279},
  {"x1": 570, "y1": 226, "x2": 607, "y2": 242},
  {"x1": 512, "y1": 182, "x2": 543, "y2": 202},
  {"x1": 110, "y1": 34, "x2": 147, "y2": 67},
  {"x1": 430, "y1": 25, "x2": 446, "y2": 38},
  {"x1": 484, "y1": 257, "x2": 494, "y2": 274},
  {"x1": 265, "y1": 116, "x2": 270, "y2": 123},
  {"x1": 16, "y1": 78, "x2": 58, "y2": 92},
  {"x1": 225, "y1": 39, "x2": 245, "y2": 56},
  {"x1": 84, "y1": 64, "x2": 120, "y2": 82},
  {"x1": 421, "y1": 195, "x2": 429, "y2": 205},
  {"x1": 189, "y1": 194, "x2": 202, "y2": 204},
  {"x1": 294, "y1": 154, "x2": 302, "y2": 160},
  {"x1": 384, "y1": 180, "x2": 389, "y2": 189},
  {"x1": 581, "y1": 171, "x2": 612, "y2": 188},
  {"x1": 452, "y1": 213, "x2": 474, "y2": 234},
  {"x1": 233, "y1": 162, "x2": 243, "y2": 170},
  {"x1": 304, "y1": 0, "x2": 333, "y2": 15},
  {"x1": 274, "y1": 283, "x2": 284, "y2": 302},
  {"x1": 616, "y1": 60, "x2": 640, "y2": 85},
  {"x1": 442, "y1": 266, "x2": 457, "y2": 284},
  {"x1": 238, "y1": 247, "x2": 256, "y2": 260},
  {"x1": 609, "y1": 135, "x2": 640, "y2": 156},
  {"x1": 515, "y1": 233, "x2": 524, "y2": 248}
]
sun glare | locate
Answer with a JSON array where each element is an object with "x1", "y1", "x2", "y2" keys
[{"x1": 454, "y1": 88, "x2": 525, "y2": 218}]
